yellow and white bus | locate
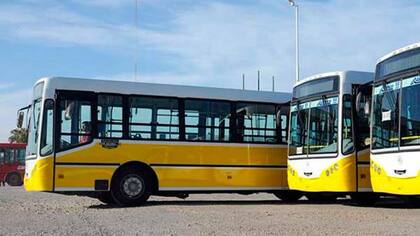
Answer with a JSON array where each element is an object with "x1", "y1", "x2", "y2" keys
[
  {"x1": 24, "y1": 77, "x2": 296, "y2": 206},
  {"x1": 287, "y1": 71, "x2": 375, "y2": 200},
  {"x1": 371, "y1": 42, "x2": 420, "y2": 195}
]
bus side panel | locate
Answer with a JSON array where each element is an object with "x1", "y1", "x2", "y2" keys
[
  {"x1": 154, "y1": 168, "x2": 286, "y2": 190},
  {"x1": 356, "y1": 150, "x2": 372, "y2": 191},
  {"x1": 54, "y1": 166, "x2": 116, "y2": 190},
  {"x1": 53, "y1": 141, "x2": 288, "y2": 191}
]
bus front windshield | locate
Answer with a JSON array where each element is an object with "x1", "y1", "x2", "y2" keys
[
  {"x1": 289, "y1": 96, "x2": 339, "y2": 156},
  {"x1": 372, "y1": 81, "x2": 400, "y2": 149},
  {"x1": 27, "y1": 82, "x2": 44, "y2": 156},
  {"x1": 373, "y1": 76, "x2": 420, "y2": 149}
]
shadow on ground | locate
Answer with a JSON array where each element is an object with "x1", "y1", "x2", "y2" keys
[
  {"x1": 88, "y1": 198, "x2": 355, "y2": 209},
  {"x1": 87, "y1": 196, "x2": 420, "y2": 209}
]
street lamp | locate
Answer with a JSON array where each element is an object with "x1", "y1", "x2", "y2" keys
[{"x1": 288, "y1": 0, "x2": 300, "y2": 82}]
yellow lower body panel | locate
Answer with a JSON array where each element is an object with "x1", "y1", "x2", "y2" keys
[
  {"x1": 155, "y1": 167, "x2": 286, "y2": 189},
  {"x1": 357, "y1": 165, "x2": 372, "y2": 190},
  {"x1": 24, "y1": 156, "x2": 54, "y2": 192},
  {"x1": 55, "y1": 166, "x2": 117, "y2": 190},
  {"x1": 288, "y1": 156, "x2": 356, "y2": 192},
  {"x1": 371, "y1": 163, "x2": 420, "y2": 195}
]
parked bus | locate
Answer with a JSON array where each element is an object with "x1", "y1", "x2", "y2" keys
[
  {"x1": 0, "y1": 143, "x2": 25, "y2": 186},
  {"x1": 371, "y1": 42, "x2": 420, "y2": 195},
  {"x1": 24, "y1": 77, "x2": 296, "y2": 206},
  {"x1": 287, "y1": 71, "x2": 375, "y2": 201}
]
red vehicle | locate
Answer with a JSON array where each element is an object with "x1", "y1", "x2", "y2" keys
[{"x1": 0, "y1": 143, "x2": 26, "y2": 186}]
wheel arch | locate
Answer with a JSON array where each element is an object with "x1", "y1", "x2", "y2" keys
[{"x1": 111, "y1": 161, "x2": 159, "y2": 193}]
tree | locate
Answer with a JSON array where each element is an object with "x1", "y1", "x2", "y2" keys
[{"x1": 8, "y1": 128, "x2": 28, "y2": 144}]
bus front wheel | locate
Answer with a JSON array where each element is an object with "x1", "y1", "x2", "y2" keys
[
  {"x1": 111, "y1": 167, "x2": 151, "y2": 207},
  {"x1": 6, "y1": 173, "x2": 22, "y2": 186}
]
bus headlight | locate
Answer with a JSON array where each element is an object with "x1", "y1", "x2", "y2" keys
[
  {"x1": 326, "y1": 170, "x2": 330, "y2": 176},
  {"x1": 334, "y1": 164, "x2": 339, "y2": 171},
  {"x1": 288, "y1": 165, "x2": 296, "y2": 176}
]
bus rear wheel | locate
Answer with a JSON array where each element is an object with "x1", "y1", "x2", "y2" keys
[
  {"x1": 6, "y1": 173, "x2": 22, "y2": 186},
  {"x1": 274, "y1": 191, "x2": 303, "y2": 202},
  {"x1": 111, "y1": 167, "x2": 151, "y2": 207}
]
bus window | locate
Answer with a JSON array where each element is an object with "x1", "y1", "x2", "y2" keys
[
  {"x1": 236, "y1": 103, "x2": 277, "y2": 143},
  {"x1": 308, "y1": 97, "x2": 339, "y2": 154},
  {"x1": 400, "y1": 77, "x2": 420, "y2": 146},
  {"x1": 342, "y1": 95, "x2": 354, "y2": 155},
  {"x1": 372, "y1": 82, "x2": 399, "y2": 150},
  {"x1": 278, "y1": 105, "x2": 289, "y2": 144},
  {"x1": 185, "y1": 100, "x2": 231, "y2": 142},
  {"x1": 129, "y1": 96, "x2": 179, "y2": 140},
  {"x1": 289, "y1": 106, "x2": 309, "y2": 155},
  {"x1": 16, "y1": 149, "x2": 26, "y2": 165},
  {"x1": 98, "y1": 95, "x2": 123, "y2": 138},
  {"x1": 59, "y1": 100, "x2": 92, "y2": 150},
  {"x1": 0, "y1": 149, "x2": 4, "y2": 165},
  {"x1": 40, "y1": 99, "x2": 54, "y2": 156},
  {"x1": 0, "y1": 148, "x2": 13, "y2": 164}
]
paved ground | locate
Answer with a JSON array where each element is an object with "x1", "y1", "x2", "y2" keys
[{"x1": 1, "y1": 187, "x2": 420, "y2": 235}]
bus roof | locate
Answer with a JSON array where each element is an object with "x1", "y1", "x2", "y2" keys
[
  {"x1": 38, "y1": 77, "x2": 292, "y2": 104},
  {"x1": 294, "y1": 71, "x2": 373, "y2": 87},
  {"x1": 377, "y1": 42, "x2": 420, "y2": 64}
]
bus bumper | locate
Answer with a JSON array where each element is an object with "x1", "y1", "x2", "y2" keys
[
  {"x1": 371, "y1": 160, "x2": 420, "y2": 195},
  {"x1": 288, "y1": 156, "x2": 357, "y2": 192}
]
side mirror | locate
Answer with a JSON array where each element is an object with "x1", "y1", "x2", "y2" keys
[
  {"x1": 64, "y1": 102, "x2": 75, "y2": 120},
  {"x1": 17, "y1": 111, "x2": 24, "y2": 128}
]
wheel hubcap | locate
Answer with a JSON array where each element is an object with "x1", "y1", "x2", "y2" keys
[{"x1": 122, "y1": 176, "x2": 143, "y2": 198}]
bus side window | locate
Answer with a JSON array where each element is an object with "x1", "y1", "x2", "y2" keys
[
  {"x1": 40, "y1": 99, "x2": 54, "y2": 156},
  {"x1": 342, "y1": 94, "x2": 354, "y2": 155},
  {"x1": 236, "y1": 103, "x2": 278, "y2": 143},
  {"x1": 17, "y1": 149, "x2": 25, "y2": 164},
  {"x1": 129, "y1": 96, "x2": 179, "y2": 140},
  {"x1": 278, "y1": 105, "x2": 289, "y2": 144},
  {"x1": 59, "y1": 99, "x2": 92, "y2": 150},
  {"x1": 98, "y1": 95, "x2": 123, "y2": 138},
  {"x1": 0, "y1": 149, "x2": 4, "y2": 165},
  {"x1": 184, "y1": 100, "x2": 231, "y2": 142}
]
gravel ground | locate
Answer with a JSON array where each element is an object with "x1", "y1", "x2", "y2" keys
[{"x1": 1, "y1": 187, "x2": 420, "y2": 235}]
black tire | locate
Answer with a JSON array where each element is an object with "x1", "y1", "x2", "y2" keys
[
  {"x1": 306, "y1": 193, "x2": 337, "y2": 203},
  {"x1": 6, "y1": 173, "x2": 22, "y2": 186},
  {"x1": 274, "y1": 191, "x2": 303, "y2": 202},
  {"x1": 110, "y1": 167, "x2": 151, "y2": 207},
  {"x1": 97, "y1": 191, "x2": 115, "y2": 205},
  {"x1": 351, "y1": 193, "x2": 378, "y2": 205}
]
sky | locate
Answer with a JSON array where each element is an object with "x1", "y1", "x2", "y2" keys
[{"x1": 0, "y1": 0, "x2": 419, "y2": 142}]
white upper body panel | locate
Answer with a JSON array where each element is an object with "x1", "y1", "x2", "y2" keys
[
  {"x1": 377, "y1": 42, "x2": 420, "y2": 64},
  {"x1": 294, "y1": 71, "x2": 374, "y2": 96},
  {"x1": 36, "y1": 77, "x2": 291, "y2": 104}
]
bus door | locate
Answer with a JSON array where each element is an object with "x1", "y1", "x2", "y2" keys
[
  {"x1": 352, "y1": 84, "x2": 372, "y2": 191},
  {"x1": 54, "y1": 91, "x2": 96, "y2": 189}
]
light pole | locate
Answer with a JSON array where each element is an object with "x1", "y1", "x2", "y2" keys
[{"x1": 288, "y1": 0, "x2": 300, "y2": 82}]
